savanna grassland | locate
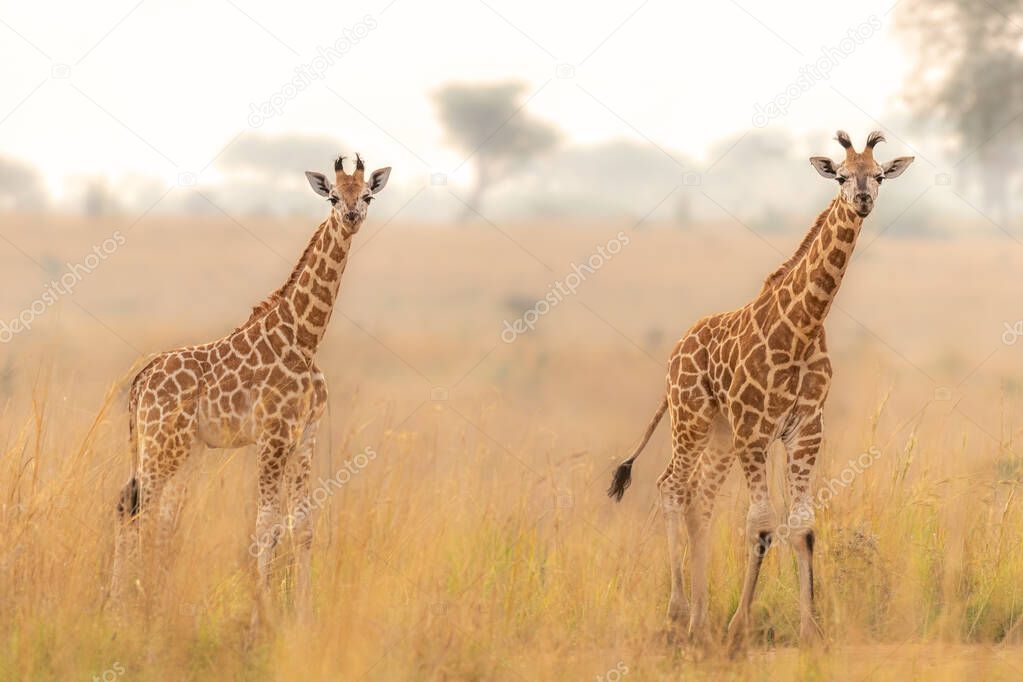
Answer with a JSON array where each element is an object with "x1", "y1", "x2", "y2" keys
[{"x1": 3, "y1": 210, "x2": 1023, "y2": 680}]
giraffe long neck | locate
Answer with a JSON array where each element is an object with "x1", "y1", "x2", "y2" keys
[
  {"x1": 277, "y1": 213, "x2": 354, "y2": 359},
  {"x1": 774, "y1": 197, "x2": 863, "y2": 336}
]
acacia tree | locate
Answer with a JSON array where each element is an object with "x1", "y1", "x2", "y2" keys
[
  {"x1": 897, "y1": 0, "x2": 1023, "y2": 225},
  {"x1": 0, "y1": 156, "x2": 46, "y2": 210},
  {"x1": 434, "y1": 81, "x2": 560, "y2": 222},
  {"x1": 218, "y1": 133, "x2": 346, "y2": 181},
  {"x1": 214, "y1": 133, "x2": 346, "y2": 215}
]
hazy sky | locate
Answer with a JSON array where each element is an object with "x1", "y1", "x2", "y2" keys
[{"x1": 0, "y1": 0, "x2": 911, "y2": 197}]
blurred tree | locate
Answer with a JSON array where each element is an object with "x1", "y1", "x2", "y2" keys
[
  {"x1": 82, "y1": 178, "x2": 120, "y2": 217},
  {"x1": 506, "y1": 139, "x2": 692, "y2": 224},
  {"x1": 218, "y1": 132, "x2": 346, "y2": 181},
  {"x1": 0, "y1": 156, "x2": 47, "y2": 210},
  {"x1": 434, "y1": 82, "x2": 560, "y2": 222},
  {"x1": 214, "y1": 132, "x2": 347, "y2": 216},
  {"x1": 897, "y1": 0, "x2": 1023, "y2": 225},
  {"x1": 701, "y1": 129, "x2": 815, "y2": 231}
]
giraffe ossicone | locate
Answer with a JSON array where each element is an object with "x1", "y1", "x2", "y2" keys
[
  {"x1": 608, "y1": 131, "x2": 913, "y2": 651},
  {"x1": 111, "y1": 153, "x2": 391, "y2": 618}
]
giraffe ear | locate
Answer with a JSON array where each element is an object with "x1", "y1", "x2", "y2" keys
[
  {"x1": 305, "y1": 171, "x2": 332, "y2": 197},
  {"x1": 368, "y1": 167, "x2": 391, "y2": 194},
  {"x1": 882, "y1": 156, "x2": 914, "y2": 179},
  {"x1": 809, "y1": 157, "x2": 838, "y2": 179}
]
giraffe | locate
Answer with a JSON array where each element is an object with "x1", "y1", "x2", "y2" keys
[
  {"x1": 607, "y1": 131, "x2": 913, "y2": 650},
  {"x1": 111, "y1": 153, "x2": 391, "y2": 615}
]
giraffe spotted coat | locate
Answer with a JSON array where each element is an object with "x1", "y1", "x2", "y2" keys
[
  {"x1": 112, "y1": 154, "x2": 392, "y2": 616},
  {"x1": 608, "y1": 131, "x2": 914, "y2": 651}
]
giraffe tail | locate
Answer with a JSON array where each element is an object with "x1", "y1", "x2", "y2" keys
[{"x1": 607, "y1": 396, "x2": 669, "y2": 502}]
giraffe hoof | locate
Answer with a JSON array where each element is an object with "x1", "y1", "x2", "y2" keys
[
  {"x1": 662, "y1": 622, "x2": 688, "y2": 647},
  {"x1": 799, "y1": 621, "x2": 825, "y2": 648},
  {"x1": 663, "y1": 605, "x2": 689, "y2": 645},
  {"x1": 687, "y1": 624, "x2": 710, "y2": 649},
  {"x1": 725, "y1": 621, "x2": 748, "y2": 658},
  {"x1": 666, "y1": 598, "x2": 689, "y2": 623},
  {"x1": 684, "y1": 630, "x2": 712, "y2": 660}
]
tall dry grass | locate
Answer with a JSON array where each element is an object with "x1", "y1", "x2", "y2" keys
[{"x1": 2, "y1": 213, "x2": 1023, "y2": 679}]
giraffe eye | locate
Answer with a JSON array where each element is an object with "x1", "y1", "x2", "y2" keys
[
  {"x1": 364, "y1": 196, "x2": 373, "y2": 204},
  {"x1": 328, "y1": 196, "x2": 339, "y2": 205},
  {"x1": 875, "y1": 175, "x2": 884, "y2": 183},
  {"x1": 836, "y1": 176, "x2": 847, "y2": 185}
]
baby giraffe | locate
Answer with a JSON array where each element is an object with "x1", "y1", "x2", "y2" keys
[
  {"x1": 608, "y1": 131, "x2": 913, "y2": 650},
  {"x1": 112, "y1": 154, "x2": 391, "y2": 616}
]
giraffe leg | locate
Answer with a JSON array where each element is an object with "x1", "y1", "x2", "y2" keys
[
  {"x1": 685, "y1": 420, "x2": 733, "y2": 642},
  {"x1": 112, "y1": 474, "x2": 169, "y2": 608},
  {"x1": 152, "y1": 464, "x2": 194, "y2": 592},
  {"x1": 726, "y1": 440, "x2": 774, "y2": 654},
  {"x1": 285, "y1": 374, "x2": 326, "y2": 618},
  {"x1": 111, "y1": 437, "x2": 192, "y2": 609},
  {"x1": 112, "y1": 478, "x2": 142, "y2": 606},
  {"x1": 657, "y1": 400, "x2": 713, "y2": 633},
  {"x1": 783, "y1": 413, "x2": 824, "y2": 645},
  {"x1": 156, "y1": 442, "x2": 200, "y2": 554},
  {"x1": 251, "y1": 424, "x2": 293, "y2": 626},
  {"x1": 285, "y1": 417, "x2": 321, "y2": 618},
  {"x1": 659, "y1": 481, "x2": 688, "y2": 630},
  {"x1": 157, "y1": 475, "x2": 188, "y2": 539}
]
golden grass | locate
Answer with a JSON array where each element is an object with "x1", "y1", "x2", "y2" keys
[{"x1": 2, "y1": 213, "x2": 1023, "y2": 679}]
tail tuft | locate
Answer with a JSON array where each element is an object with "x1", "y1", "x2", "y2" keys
[
  {"x1": 607, "y1": 459, "x2": 634, "y2": 502},
  {"x1": 117, "y1": 477, "x2": 140, "y2": 521},
  {"x1": 607, "y1": 396, "x2": 668, "y2": 503}
]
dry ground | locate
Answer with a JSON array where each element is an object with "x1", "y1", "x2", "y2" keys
[{"x1": 2, "y1": 211, "x2": 1023, "y2": 680}]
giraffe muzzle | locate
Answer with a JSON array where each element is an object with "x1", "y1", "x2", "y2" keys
[{"x1": 853, "y1": 194, "x2": 873, "y2": 217}]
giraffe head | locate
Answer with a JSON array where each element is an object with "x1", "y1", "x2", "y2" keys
[
  {"x1": 305, "y1": 154, "x2": 391, "y2": 232},
  {"x1": 809, "y1": 131, "x2": 913, "y2": 218}
]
